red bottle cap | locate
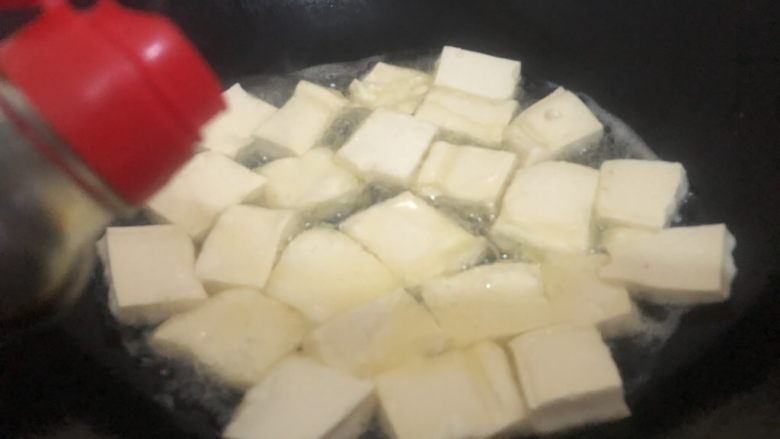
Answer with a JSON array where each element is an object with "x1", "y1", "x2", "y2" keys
[{"x1": 0, "y1": 0, "x2": 224, "y2": 206}]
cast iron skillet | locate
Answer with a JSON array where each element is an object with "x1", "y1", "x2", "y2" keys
[{"x1": 2, "y1": 1, "x2": 779, "y2": 438}]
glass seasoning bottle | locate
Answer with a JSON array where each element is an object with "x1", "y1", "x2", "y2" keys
[{"x1": 0, "y1": 0, "x2": 223, "y2": 332}]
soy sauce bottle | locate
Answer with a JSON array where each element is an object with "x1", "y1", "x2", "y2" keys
[{"x1": 0, "y1": 0, "x2": 223, "y2": 332}]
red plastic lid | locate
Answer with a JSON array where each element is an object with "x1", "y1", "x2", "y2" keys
[{"x1": 0, "y1": 0, "x2": 224, "y2": 206}]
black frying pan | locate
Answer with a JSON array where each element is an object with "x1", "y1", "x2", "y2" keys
[{"x1": 1, "y1": 1, "x2": 778, "y2": 438}]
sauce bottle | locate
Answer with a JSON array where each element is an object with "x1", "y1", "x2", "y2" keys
[{"x1": 0, "y1": 0, "x2": 223, "y2": 331}]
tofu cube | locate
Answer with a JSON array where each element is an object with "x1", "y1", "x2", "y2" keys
[
  {"x1": 466, "y1": 342, "x2": 531, "y2": 436},
  {"x1": 376, "y1": 341, "x2": 528, "y2": 439},
  {"x1": 266, "y1": 228, "x2": 401, "y2": 323},
  {"x1": 600, "y1": 224, "x2": 737, "y2": 304},
  {"x1": 508, "y1": 324, "x2": 630, "y2": 434},
  {"x1": 195, "y1": 205, "x2": 301, "y2": 291},
  {"x1": 305, "y1": 290, "x2": 446, "y2": 377},
  {"x1": 200, "y1": 84, "x2": 277, "y2": 158},
  {"x1": 348, "y1": 62, "x2": 432, "y2": 114},
  {"x1": 504, "y1": 87, "x2": 604, "y2": 165},
  {"x1": 146, "y1": 151, "x2": 267, "y2": 240},
  {"x1": 259, "y1": 148, "x2": 363, "y2": 220},
  {"x1": 433, "y1": 46, "x2": 521, "y2": 100},
  {"x1": 97, "y1": 225, "x2": 207, "y2": 325},
  {"x1": 491, "y1": 161, "x2": 599, "y2": 255},
  {"x1": 421, "y1": 263, "x2": 554, "y2": 347},
  {"x1": 415, "y1": 87, "x2": 518, "y2": 146},
  {"x1": 223, "y1": 356, "x2": 374, "y2": 439},
  {"x1": 151, "y1": 288, "x2": 307, "y2": 388},
  {"x1": 341, "y1": 191, "x2": 487, "y2": 285},
  {"x1": 415, "y1": 140, "x2": 518, "y2": 213},
  {"x1": 253, "y1": 81, "x2": 348, "y2": 158},
  {"x1": 543, "y1": 254, "x2": 640, "y2": 339},
  {"x1": 337, "y1": 109, "x2": 437, "y2": 187},
  {"x1": 596, "y1": 159, "x2": 689, "y2": 230}
]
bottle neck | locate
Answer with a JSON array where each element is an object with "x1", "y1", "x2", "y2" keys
[{"x1": 0, "y1": 79, "x2": 131, "y2": 215}]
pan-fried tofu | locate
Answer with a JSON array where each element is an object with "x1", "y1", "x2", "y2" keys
[
  {"x1": 146, "y1": 151, "x2": 267, "y2": 240},
  {"x1": 305, "y1": 290, "x2": 445, "y2": 377},
  {"x1": 266, "y1": 228, "x2": 401, "y2": 323},
  {"x1": 223, "y1": 356, "x2": 375, "y2": 439},
  {"x1": 504, "y1": 87, "x2": 603, "y2": 165},
  {"x1": 433, "y1": 46, "x2": 521, "y2": 100},
  {"x1": 596, "y1": 159, "x2": 689, "y2": 230},
  {"x1": 508, "y1": 324, "x2": 630, "y2": 434},
  {"x1": 543, "y1": 254, "x2": 640, "y2": 339},
  {"x1": 348, "y1": 62, "x2": 431, "y2": 114},
  {"x1": 415, "y1": 87, "x2": 518, "y2": 146},
  {"x1": 97, "y1": 225, "x2": 207, "y2": 325},
  {"x1": 420, "y1": 263, "x2": 553, "y2": 347},
  {"x1": 491, "y1": 161, "x2": 599, "y2": 256},
  {"x1": 465, "y1": 342, "x2": 530, "y2": 436},
  {"x1": 341, "y1": 192, "x2": 487, "y2": 285},
  {"x1": 600, "y1": 224, "x2": 737, "y2": 304},
  {"x1": 195, "y1": 205, "x2": 301, "y2": 292},
  {"x1": 254, "y1": 81, "x2": 348, "y2": 158},
  {"x1": 151, "y1": 288, "x2": 307, "y2": 388},
  {"x1": 415, "y1": 140, "x2": 518, "y2": 213},
  {"x1": 376, "y1": 341, "x2": 528, "y2": 439},
  {"x1": 200, "y1": 84, "x2": 277, "y2": 158},
  {"x1": 259, "y1": 148, "x2": 363, "y2": 221},
  {"x1": 337, "y1": 109, "x2": 437, "y2": 187}
]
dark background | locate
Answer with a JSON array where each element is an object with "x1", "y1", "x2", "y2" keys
[{"x1": 1, "y1": 1, "x2": 779, "y2": 438}]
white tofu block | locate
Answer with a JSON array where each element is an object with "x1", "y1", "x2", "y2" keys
[
  {"x1": 200, "y1": 84, "x2": 277, "y2": 158},
  {"x1": 151, "y1": 288, "x2": 307, "y2": 388},
  {"x1": 491, "y1": 161, "x2": 599, "y2": 255},
  {"x1": 97, "y1": 225, "x2": 207, "y2": 325},
  {"x1": 336, "y1": 109, "x2": 437, "y2": 187},
  {"x1": 600, "y1": 224, "x2": 737, "y2": 304},
  {"x1": 254, "y1": 81, "x2": 348, "y2": 158},
  {"x1": 348, "y1": 62, "x2": 432, "y2": 114},
  {"x1": 465, "y1": 342, "x2": 531, "y2": 436},
  {"x1": 433, "y1": 46, "x2": 521, "y2": 100},
  {"x1": 195, "y1": 205, "x2": 301, "y2": 291},
  {"x1": 596, "y1": 159, "x2": 689, "y2": 230},
  {"x1": 543, "y1": 254, "x2": 640, "y2": 339},
  {"x1": 259, "y1": 148, "x2": 363, "y2": 220},
  {"x1": 421, "y1": 263, "x2": 554, "y2": 347},
  {"x1": 223, "y1": 356, "x2": 374, "y2": 439},
  {"x1": 508, "y1": 324, "x2": 630, "y2": 434},
  {"x1": 341, "y1": 191, "x2": 487, "y2": 285},
  {"x1": 146, "y1": 151, "x2": 267, "y2": 240},
  {"x1": 504, "y1": 87, "x2": 604, "y2": 165},
  {"x1": 266, "y1": 228, "x2": 401, "y2": 323},
  {"x1": 415, "y1": 87, "x2": 518, "y2": 146},
  {"x1": 415, "y1": 140, "x2": 517, "y2": 213},
  {"x1": 305, "y1": 290, "x2": 446, "y2": 377},
  {"x1": 377, "y1": 352, "x2": 483, "y2": 439},
  {"x1": 376, "y1": 341, "x2": 528, "y2": 439}
]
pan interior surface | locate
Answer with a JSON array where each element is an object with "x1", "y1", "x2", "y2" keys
[{"x1": 85, "y1": 51, "x2": 711, "y2": 438}]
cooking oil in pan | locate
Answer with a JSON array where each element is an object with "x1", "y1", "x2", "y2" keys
[{"x1": 109, "y1": 51, "x2": 695, "y2": 435}]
